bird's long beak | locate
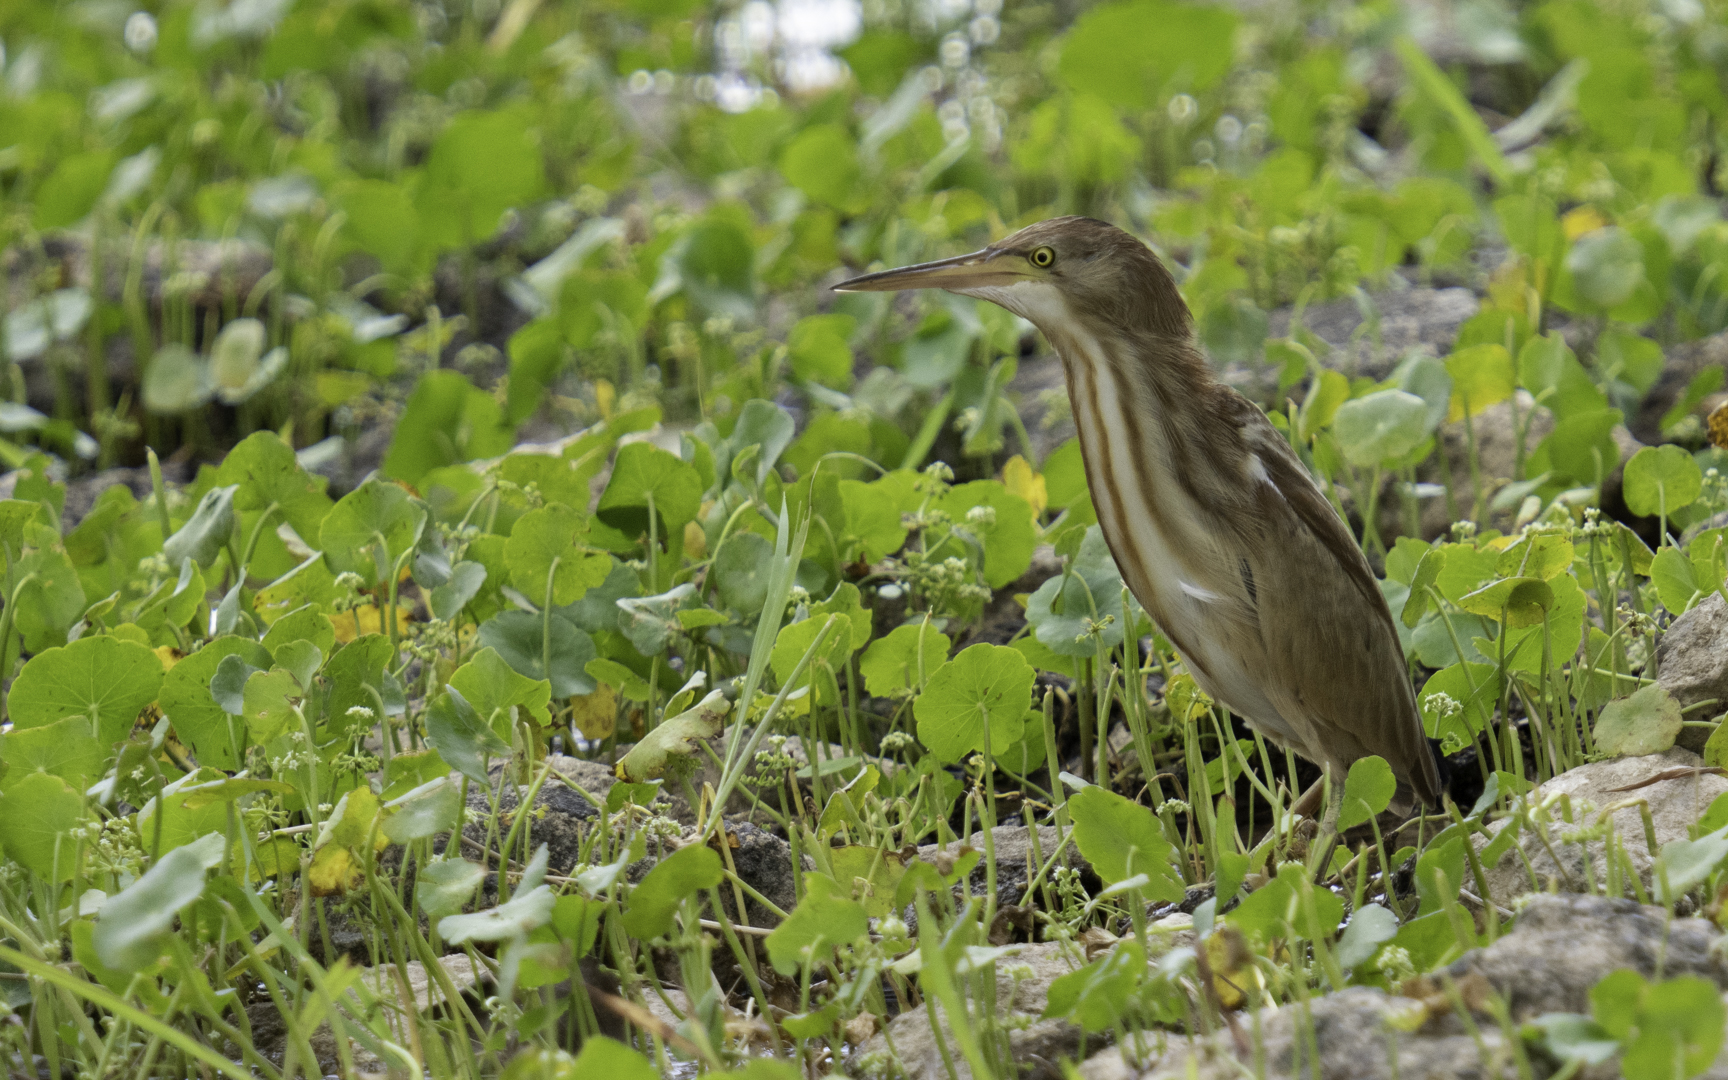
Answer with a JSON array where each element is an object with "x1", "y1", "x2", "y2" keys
[{"x1": 832, "y1": 249, "x2": 1025, "y2": 293}]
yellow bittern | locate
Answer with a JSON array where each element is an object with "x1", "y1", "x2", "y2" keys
[{"x1": 836, "y1": 216, "x2": 1442, "y2": 830}]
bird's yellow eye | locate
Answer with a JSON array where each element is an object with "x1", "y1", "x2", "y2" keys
[{"x1": 1030, "y1": 246, "x2": 1055, "y2": 268}]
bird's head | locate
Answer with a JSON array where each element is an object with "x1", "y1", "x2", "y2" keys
[{"x1": 832, "y1": 216, "x2": 1190, "y2": 340}]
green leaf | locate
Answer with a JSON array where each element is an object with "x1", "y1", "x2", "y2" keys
[
  {"x1": 1066, "y1": 785, "x2": 1182, "y2": 899},
  {"x1": 209, "y1": 318, "x2": 286, "y2": 404},
  {"x1": 1457, "y1": 576, "x2": 1554, "y2": 628},
  {"x1": 721, "y1": 400, "x2": 797, "y2": 491},
  {"x1": 714, "y1": 531, "x2": 775, "y2": 612},
  {"x1": 1043, "y1": 941, "x2": 1148, "y2": 1033},
  {"x1": 779, "y1": 124, "x2": 865, "y2": 213},
  {"x1": 440, "y1": 883, "x2": 554, "y2": 945},
  {"x1": 1653, "y1": 825, "x2": 1728, "y2": 904},
  {"x1": 10, "y1": 547, "x2": 85, "y2": 654},
  {"x1": 621, "y1": 843, "x2": 723, "y2": 940},
  {"x1": 859, "y1": 623, "x2": 951, "y2": 699},
  {"x1": 449, "y1": 647, "x2": 552, "y2": 732},
  {"x1": 424, "y1": 687, "x2": 511, "y2": 783},
  {"x1": 913, "y1": 643, "x2": 1035, "y2": 764},
  {"x1": 476, "y1": 611, "x2": 595, "y2": 698},
  {"x1": 1418, "y1": 662, "x2": 1503, "y2": 752},
  {"x1": 1527, "y1": 408, "x2": 1624, "y2": 487},
  {"x1": 788, "y1": 314, "x2": 858, "y2": 389},
  {"x1": 1026, "y1": 526, "x2": 1127, "y2": 657},
  {"x1": 319, "y1": 477, "x2": 426, "y2": 583},
  {"x1": 158, "y1": 637, "x2": 271, "y2": 769},
  {"x1": 382, "y1": 370, "x2": 516, "y2": 484},
  {"x1": 616, "y1": 688, "x2": 732, "y2": 782},
  {"x1": 1445, "y1": 344, "x2": 1514, "y2": 421},
  {"x1": 261, "y1": 603, "x2": 337, "y2": 657},
  {"x1": 163, "y1": 485, "x2": 237, "y2": 569},
  {"x1": 596, "y1": 443, "x2": 703, "y2": 543},
  {"x1": 504, "y1": 503, "x2": 610, "y2": 606},
  {"x1": 1332, "y1": 390, "x2": 1434, "y2": 466},
  {"x1": 142, "y1": 344, "x2": 210, "y2": 413},
  {"x1": 0, "y1": 771, "x2": 87, "y2": 881},
  {"x1": 430, "y1": 560, "x2": 487, "y2": 621},
  {"x1": 1623, "y1": 444, "x2": 1703, "y2": 520},
  {"x1": 416, "y1": 858, "x2": 485, "y2": 920},
  {"x1": 1339, "y1": 755, "x2": 1395, "y2": 830},
  {"x1": 1529, "y1": 1013, "x2": 1622, "y2": 1067},
  {"x1": 937, "y1": 481, "x2": 1036, "y2": 589},
  {"x1": 94, "y1": 833, "x2": 225, "y2": 973},
  {"x1": 764, "y1": 872, "x2": 869, "y2": 975},
  {"x1": 242, "y1": 668, "x2": 301, "y2": 743},
  {"x1": 826, "y1": 845, "x2": 907, "y2": 917},
  {"x1": 211, "y1": 432, "x2": 334, "y2": 552},
  {"x1": 1335, "y1": 904, "x2": 1399, "y2": 970},
  {"x1": 667, "y1": 217, "x2": 755, "y2": 319},
  {"x1": 1566, "y1": 227, "x2": 1644, "y2": 309},
  {"x1": 382, "y1": 776, "x2": 463, "y2": 844},
  {"x1": 9, "y1": 636, "x2": 164, "y2": 747},
  {"x1": 421, "y1": 108, "x2": 546, "y2": 243},
  {"x1": 618, "y1": 583, "x2": 698, "y2": 656},
  {"x1": 556, "y1": 1038, "x2": 662, "y2": 1080},
  {"x1": 0, "y1": 714, "x2": 106, "y2": 795},
  {"x1": 1652, "y1": 546, "x2": 1701, "y2": 614},
  {"x1": 1400, "y1": 547, "x2": 1446, "y2": 629},
  {"x1": 1593, "y1": 684, "x2": 1684, "y2": 758},
  {"x1": 839, "y1": 479, "x2": 909, "y2": 562},
  {"x1": 1059, "y1": 1, "x2": 1237, "y2": 106}
]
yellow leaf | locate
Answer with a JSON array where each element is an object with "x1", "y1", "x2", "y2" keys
[
  {"x1": 153, "y1": 645, "x2": 183, "y2": 672},
  {"x1": 684, "y1": 520, "x2": 707, "y2": 560},
  {"x1": 329, "y1": 604, "x2": 410, "y2": 644},
  {"x1": 1001, "y1": 455, "x2": 1048, "y2": 519},
  {"x1": 595, "y1": 379, "x2": 615, "y2": 420},
  {"x1": 570, "y1": 683, "x2": 617, "y2": 740},
  {"x1": 1561, "y1": 205, "x2": 1609, "y2": 241},
  {"x1": 308, "y1": 845, "x2": 361, "y2": 897}
]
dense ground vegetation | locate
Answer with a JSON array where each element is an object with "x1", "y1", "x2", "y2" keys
[{"x1": 6, "y1": 0, "x2": 1728, "y2": 1077}]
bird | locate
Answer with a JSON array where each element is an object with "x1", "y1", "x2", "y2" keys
[{"x1": 834, "y1": 216, "x2": 1443, "y2": 835}]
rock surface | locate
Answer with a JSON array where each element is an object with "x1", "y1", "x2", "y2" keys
[
  {"x1": 1257, "y1": 285, "x2": 1479, "y2": 385},
  {"x1": 1469, "y1": 748, "x2": 1728, "y2": 910},
  {"x1": 1658, "y1": 593, "x2": 1728, "y2": 721},
  {"x1": 1076, "y1": 894, "x2": 1728, "y2": 1080},
  {"x1": 847, "y1": 940, "x2": 1095, "y2": 1080},
  {"x1": 917, "y1": 826, "x2": 1094, "y2": 912}
]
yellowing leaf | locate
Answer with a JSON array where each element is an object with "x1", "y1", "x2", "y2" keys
[
  {"x1": 329, "y1": 603, "x2": 411, "y2": 643},
  {"x1": 1001, "y1": 455, "x2": 1047, "y2": 519},
  {"x1": 570, "y1": 684, "x2": 616, "y2": 740},
  {"x1": 1561, "y1": 205, "x2": 1609, "y2": 241}
]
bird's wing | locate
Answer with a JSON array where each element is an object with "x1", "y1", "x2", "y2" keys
[{"x1": 1232, "y1": 405, "x2": 1443, "y2": 806}]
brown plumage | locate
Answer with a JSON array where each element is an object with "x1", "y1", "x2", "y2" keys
[{"x1": 836, "y1": 217, "x2": 1443, "y2": 814}]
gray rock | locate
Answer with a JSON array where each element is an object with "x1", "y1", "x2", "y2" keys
[
  {"x1": 1443, "y1": 893, "x2": 1728, "y2": 1019},
  {"x1": 1658, "y1": 593, "x2": 1728, "y2": 721},
  {"x1": 1258, "y1": 286, "x2": 1479, "y2": 385},
  {"x1": 1075, "y1": 987, "x2": 1506, "y2": 1080},
  {"x1": 1076, "y1": 893, "x2": 1728, "y2": 1080},
  {"x1": 918, "y1": 826, "x2": 1093, "y2": 912},
  {"x1": 715, "y1": 820, "x2": 799, "y2": 928},
  {"x1": 848, "y1": 939, "x2": 1095, "y2": 1080},
  {"x1": 465, "y1": 757, "x2": 614, "y2": 875},
  {"x1": 1470, "y1": 748, "x2": 1728, "y2": 910}
]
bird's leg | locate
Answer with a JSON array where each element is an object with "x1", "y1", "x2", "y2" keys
[{"x1": 1306, "y1": 772, "x2": 1345, "y2": 880}]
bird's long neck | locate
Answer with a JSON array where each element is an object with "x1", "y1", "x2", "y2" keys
[
  {"x1": 1038, "y1": 305, "x2": 1251, "y2": 646},
  {"x1": 1042, "y1": 312, "x2": 1234, "y2": 514}
]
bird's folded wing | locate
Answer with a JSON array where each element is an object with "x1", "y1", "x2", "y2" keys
[{"x1": 1238, "y1": 410, "x2": 1440, "y2": 801}]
